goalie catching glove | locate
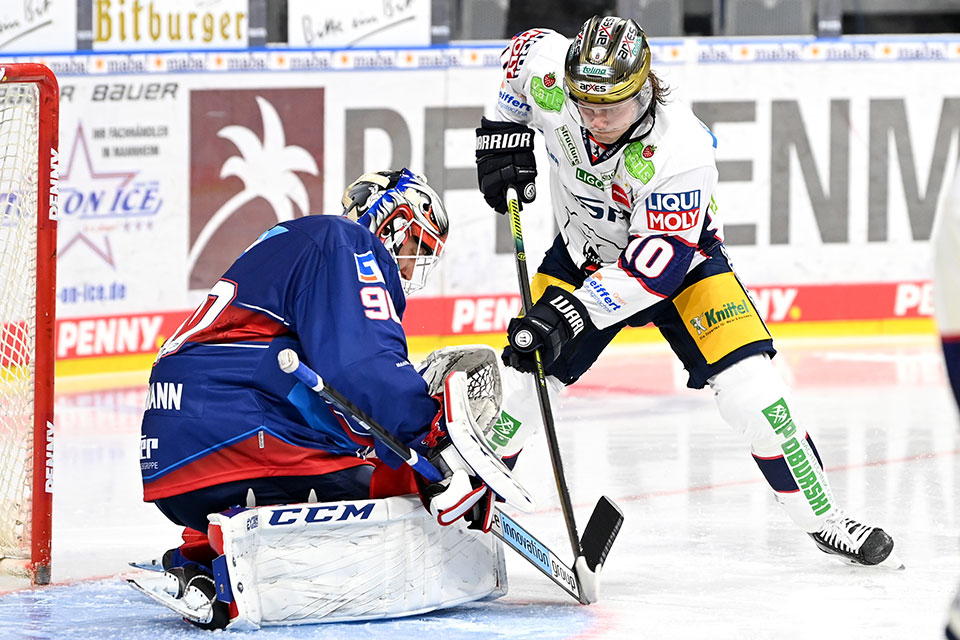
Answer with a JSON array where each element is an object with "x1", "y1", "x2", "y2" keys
[{"x1": 415, "y1": 370, "x2": 535, "y2": 530}]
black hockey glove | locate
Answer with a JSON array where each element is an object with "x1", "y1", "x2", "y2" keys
[
  {"x1": 503, "y1": 286, "x2": 594, "y2": 374},
  {"x1": 475, "y1": 117, "x2": 538, "y2": 213}
]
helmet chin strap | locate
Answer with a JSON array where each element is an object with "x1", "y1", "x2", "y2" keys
[{"x1": 628, "y1": 96, "x2": 657, "y2": 141}]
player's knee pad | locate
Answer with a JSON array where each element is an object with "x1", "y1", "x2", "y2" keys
[{"x1": 708, "y1": 353, "x2": 806, "y2": 453}]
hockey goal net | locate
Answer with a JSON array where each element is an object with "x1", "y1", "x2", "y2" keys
[{"x1": 0, "y1": 64, "x2": 59, "y2": 585}]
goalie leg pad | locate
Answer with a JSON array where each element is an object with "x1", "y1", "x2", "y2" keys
[{"x1": 209, "y1": 495, "x2": 507, "y2": 627}]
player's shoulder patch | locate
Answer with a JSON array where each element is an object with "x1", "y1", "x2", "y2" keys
[
  {"x1": 502, "y1": 28, "x2": 550, "y2": 80},
  {"x1": 354, "y1": 250, "x2": 385, "y2": 284},
  {"x1": 529, "y1": 71, "x2": 564, "y2": 113},
  {"x1": 623, "y1": 142, "x2": 657, "y2": 184}
]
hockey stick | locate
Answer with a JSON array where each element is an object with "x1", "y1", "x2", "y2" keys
[
  {"x1": 276, "y1": 349, "x2": 587, "y2": 602},
  {"x1": 504, "y1": 185, "x2": 625, "y2": 594},
  {"x1": 504, "y1": 185, "x2": 582, "y2": 558}
]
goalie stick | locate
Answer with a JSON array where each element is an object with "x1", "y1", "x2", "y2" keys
[
  {"x1": 504, "y1": 186, "x2": 625, "y2": 594},
  {"x1": 277, "y1": 349, "x2": 607, "y2": 603}
]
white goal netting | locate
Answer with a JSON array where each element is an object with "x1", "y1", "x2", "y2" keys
[{"x1": 0, "y1": 78, "x2": 41, "y2": 572}]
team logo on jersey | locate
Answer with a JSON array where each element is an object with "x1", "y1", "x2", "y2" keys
[
  {"x1": 611, "y1": 183, "x2": 630, "y2": 208},
  {"x1": 554, "y1": 126, "x2": 582, "y2": 166},
  {"x1": 504, "y1": 29, "x2": 546, "y2": 79},
  {"x1": 487, "y1": 411, "x2": 522, "y2": 452},
  {"x1": 354, "y1": 251, "x2": 385, "y2": 283},
  {"x1": 646, "y1": 191, "x2": 701, "y2": 232}
]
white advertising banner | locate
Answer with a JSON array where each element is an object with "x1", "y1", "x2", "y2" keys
[
  {"x1": 0, "y1": 0, "x2": 76, "y2": 53},
  {"x1": 91, "y1": 0, "x2": 249, "y2": 50},
  {"x1": 287, "y1": 0, "x2": 432, "y2": 48},
  {"x1": 1, "y1": 36, "x2": 958, "y2": 354}
]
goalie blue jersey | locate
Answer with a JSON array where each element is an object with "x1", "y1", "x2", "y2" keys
[{"x1": 140, "y1": 215, "x2": 437, "y2": 501}]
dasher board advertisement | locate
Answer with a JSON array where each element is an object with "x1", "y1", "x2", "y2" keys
[
  {"x1": 92, "y1": 0, "x2": 249, "y2": 50},
  {"x1": 287, "y1": 0, "x2": 431, "y2": 48},
  {"x1": 0, "y1": 0, "x2": 77, "y2": 53}
]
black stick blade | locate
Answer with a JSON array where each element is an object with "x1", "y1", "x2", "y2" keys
[{"x1": 579, "y1": 496, "x2": 624, "y2": 571}]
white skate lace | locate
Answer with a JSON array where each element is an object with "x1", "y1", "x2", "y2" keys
[{"x1": 817, "y1": 512, "x2": 873, "y2": 553}]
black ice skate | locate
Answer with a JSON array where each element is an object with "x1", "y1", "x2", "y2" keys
[{"x1": 808, "y1": 510, "x2": 904, "y2": 570}]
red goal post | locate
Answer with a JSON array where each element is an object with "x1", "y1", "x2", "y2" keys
[{"x1": 0, "y1": 63, "x2": 59, "y2": 585}]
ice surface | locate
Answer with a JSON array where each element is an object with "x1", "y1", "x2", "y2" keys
[{"x1": 1, "y1": 336, "x2": 957, "y2": 639}]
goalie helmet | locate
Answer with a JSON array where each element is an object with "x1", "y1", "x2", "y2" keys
[
  {"x1": 563, "y1": 15, "x2": 653, "y2": 134},
  {"x1": 342, "y1": 168, "x2": 449, "y2": 295}
]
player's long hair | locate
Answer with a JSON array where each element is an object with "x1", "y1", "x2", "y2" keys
[{"x1": 648, "y1": 69, "x2": 671, "y2": 107}]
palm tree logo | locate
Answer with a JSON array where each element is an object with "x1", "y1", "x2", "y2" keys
[{"x1": 187, "y1": 96, "x2": 319, "y2": 273}]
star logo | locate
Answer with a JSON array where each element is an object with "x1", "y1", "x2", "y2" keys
[{"x1": 58, "y1": 123, "x2": 162, "y2": 266}]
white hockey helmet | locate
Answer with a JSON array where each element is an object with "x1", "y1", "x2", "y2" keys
[{"x1": 342, "y1": 168, "x2": 449, "y2": 295}]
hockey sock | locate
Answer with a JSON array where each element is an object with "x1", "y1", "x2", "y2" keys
[{"x1": 710, "y1": 354, "x2": 838, "y2": 532}]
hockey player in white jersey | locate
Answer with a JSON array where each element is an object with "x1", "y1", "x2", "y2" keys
[
  {"x1": 935, "y1": 163, "x2": 960, "y2": 638},
  {"x1": 475, "y1": 15, "x2": 902, "y2": 569}
]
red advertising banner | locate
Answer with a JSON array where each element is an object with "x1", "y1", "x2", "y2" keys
[{"x1": 52, "y1": 281, "x2": 936, "y2": 361}]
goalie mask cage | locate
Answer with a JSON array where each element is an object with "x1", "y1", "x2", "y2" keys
[{"x1": 0, "y1": 63, "x2": 59, "y2": 586}]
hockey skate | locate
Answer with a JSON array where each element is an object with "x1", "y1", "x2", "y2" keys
[
  {"x1": 808, "y1": 510, "x2": 904, "y2": 570},
  {"x1": 128, "y1": 564, "x2": 230, "y2": 630}
]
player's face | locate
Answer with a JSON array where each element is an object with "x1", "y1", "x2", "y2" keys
[
  {"x1": 396, "y1": 233, "x2": 430, "y2": 281},
  {"x1": 575, "y1": 97, "x2": 641, "y2": 144}
]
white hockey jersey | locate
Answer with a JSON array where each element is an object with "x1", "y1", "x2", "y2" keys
[{"x1": 494, "y1": 29, "x2": 725, "y2": 329}]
